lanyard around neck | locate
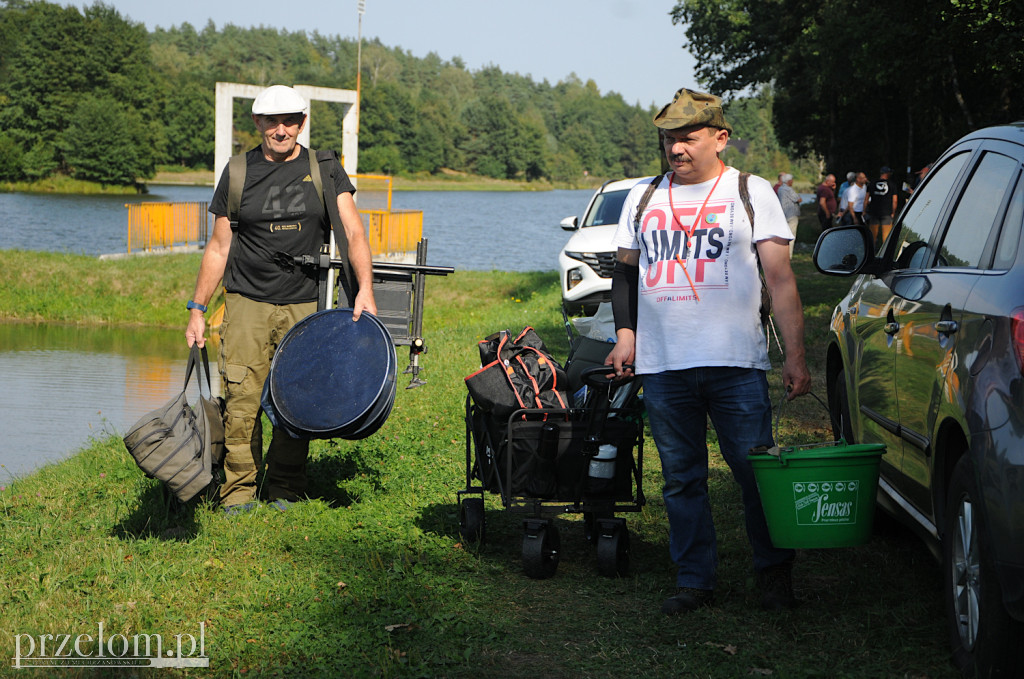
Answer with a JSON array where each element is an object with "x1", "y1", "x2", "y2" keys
[
  {"x1": 668, "y1": 160, "x2": 726, "y2": 302},
  {"x1": 667, "y1": 159, "x2": 726, "y2": 238}
]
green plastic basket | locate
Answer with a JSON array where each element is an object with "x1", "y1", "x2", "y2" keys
[{"x1": 748, "y1": 440, "x2": 885, "y2": 548}]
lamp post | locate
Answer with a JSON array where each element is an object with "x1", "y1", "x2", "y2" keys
[{"x1": 356, "y1": 0, "x2": 365, "y2": 131}]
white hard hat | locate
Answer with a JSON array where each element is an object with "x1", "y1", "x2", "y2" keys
[{"x1": 252, "y1": 85, "x2": 309, "y2": 116}]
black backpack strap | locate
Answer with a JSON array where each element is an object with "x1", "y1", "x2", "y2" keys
[
  {"x1": 315, "y1": 149, "x2": 357, "y2": 308},
  {"x1": 227, "y1": 153, "x2": 247, "y2": 225},
  {"x1": 633, "y1": 173, "x2": 667, "y2": 230},
  {"x1": 738, "y1": 171, "x2": 774, "y2": 327},
  {"x1": 738, "y1": 172, "x2": 756, "y2": 225},
  {"x1": 308, "y1": 150, "x2": 325, "y2": 210}
]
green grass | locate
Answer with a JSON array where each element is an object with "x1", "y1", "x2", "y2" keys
[
  {"x1": 0, "y1": 176, "x2": 144, "y2": 195},
  {"x1": 0, "y1": 250, "x2": 219, "y2": 327},
  {"x1": 0, "y1": 243, "x2": 957, "y2": 678}
]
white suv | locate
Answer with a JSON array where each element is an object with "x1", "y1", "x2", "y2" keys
[{"x1": 558, "y1": 177, "x2": 651, "y2": 316}]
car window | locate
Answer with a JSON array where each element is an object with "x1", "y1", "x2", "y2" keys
[
  {"x1": 893, "y1": 152, "x2": 969, "y2": 270},
  {"x1": 936, "y1": 151, "x2": 1019, "y2": 269},
  {"x1": 993, "y1": 170, "x2": 1024, "y2": 270},
  {"x1": 583, "y1": 189, "x2": 631, "y2": 228}
]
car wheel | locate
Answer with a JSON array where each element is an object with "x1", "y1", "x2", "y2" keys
[
  {"x1": 828, "y1": 368, "x2": 854, "y2": 443},
  {"x1": 944, "y1": 455, "x2": 1024, "y2": 676}
]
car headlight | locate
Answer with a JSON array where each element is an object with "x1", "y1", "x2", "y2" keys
[
  {"x1": 566, "y1": 267, "x2": 583, "y2": 290},
  {"x1": 564, "y1": 251, "x2": 589, "y2": 264}
]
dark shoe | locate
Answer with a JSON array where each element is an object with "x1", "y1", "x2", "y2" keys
[
  {"x1": 758, "y1": 563, "x2": 798, "y2": 610},
  {"x1": 661, "y1": 587, "x2": 715, "y2": 615},
  {"x1": 222, "y1": 501, "x2": 257, "y2": 516}
]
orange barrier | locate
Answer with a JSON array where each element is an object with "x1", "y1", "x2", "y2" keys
[
  {"x1": 363, "y1": 209, "x2": 423, "y2": 256},
  {"x1": 352, "y1": 173, "x2": 422, "y2": 256},
  {"x1": 126, "y1": 202, "x2": 209, "y2": 253},
  {"x1": 353, "y1": 173, "x2": 394, "y2": 211},
  {"x1": 125, "y1": 175, "x2": 420, "y2": 257}
]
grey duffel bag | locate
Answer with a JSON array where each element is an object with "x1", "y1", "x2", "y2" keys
[{"x1": 123, "y1": 345, "x2": 224, "y2": 502}]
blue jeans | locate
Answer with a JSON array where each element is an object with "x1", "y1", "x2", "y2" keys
[{"x1": 643, "y1": 367, "x2": 794, "y2": 590}]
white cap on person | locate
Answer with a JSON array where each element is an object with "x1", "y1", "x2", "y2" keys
[{"x1": 252, "y1": 85, "x2": 309, "y2": 116}]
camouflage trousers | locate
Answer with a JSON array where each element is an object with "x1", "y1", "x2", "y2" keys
[{"x1": 218, "y1": 293, "x2": 317, "y2": 507}]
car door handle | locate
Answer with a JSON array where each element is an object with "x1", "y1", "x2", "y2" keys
[
  {"x1": 884, "y1": 322, "x2": 900, "y2": 335},
  {"x1": 935, "y1": 320, "x2": 959, "y2": 334}
]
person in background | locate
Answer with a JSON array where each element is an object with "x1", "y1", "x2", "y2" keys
[
  {"x1": 843, "y1": 172, "x2": 868, "y2": 225},
  {"x1": 776, "y1": 173, "x2": 802, "y2": 256},
  {"x1": 816, "y1": 174, "x2": 838, "y2": 232},
  {"x1": 836, "y1": 171, "x2": 856, "y2": 220},
  {"x1": 605, "y1": 87, "x2": 811, "y2": 616},
  {"x1": 772, "y1": 172, "x2": 784, "y2": 195},
  {"x1": 864, "y1": 165, "x2": 898, "y2": 248},
  {"x1": 906, "y1": 164, "x2": 931, "y2": 195},
  {"x1": 185, "y1": 85, "x2": 377, "y2": 514}
]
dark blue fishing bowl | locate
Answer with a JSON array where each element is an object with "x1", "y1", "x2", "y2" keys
[{"x1": 262, "y1": 309, "x2": 396, "y2": 440}]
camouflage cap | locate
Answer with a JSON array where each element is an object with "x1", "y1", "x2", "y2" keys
[{"x1": 653, "y1": 88, "x2": 732, "y2": 133}]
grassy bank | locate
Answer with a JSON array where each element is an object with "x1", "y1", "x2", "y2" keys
[
  {"x1": 145, "y1": 167, "x2": 602, "y2": 192},
  {"x1": 0, "y1": 175, "x2": 144, "y2": 195},
  {"x1": 0, "y1": 250, "x2": 956, "y2": 678},
  {"x1": 4, "y1": 169, "x2": 817, "y2": 195},
  {"x1": 0, "y1": 250, "x2": 216, "y2": 327}
]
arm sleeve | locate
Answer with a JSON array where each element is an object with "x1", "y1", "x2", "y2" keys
[{"x1": 611, "y1": 260, "x2": 639, "y2": 332}]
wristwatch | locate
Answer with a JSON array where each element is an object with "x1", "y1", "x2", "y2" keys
[{"x1": 186, "y1": 300, "x2": 208, "y2": 313}]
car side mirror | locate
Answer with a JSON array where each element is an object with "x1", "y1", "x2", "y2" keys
[
  {"x1": 560, "y1": 216, "x2": 578, "y2": 232},
  {"x1": 812, "y1": 225, "x2": 874, "y2": 276}
]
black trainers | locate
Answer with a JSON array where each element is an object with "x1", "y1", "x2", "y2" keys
[
  {"x1": 661, "y1": 587, "x2": 715, "y2": 615},
  {"x1": 758, "y1": 563, "x2": 798, "y2": 610}
]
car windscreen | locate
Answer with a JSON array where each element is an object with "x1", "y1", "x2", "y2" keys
[{"x1": 582, "y1": 189, "x2": 631, "y2": 228}]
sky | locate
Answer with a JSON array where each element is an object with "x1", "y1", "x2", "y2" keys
[{"x1": 64, "y1": 0, "x2": 699, "y2": 108}]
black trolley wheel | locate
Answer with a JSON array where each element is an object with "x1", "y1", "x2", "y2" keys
[
  {"x1": 595, "y1": 518, "x2": 630, "y2": 578},
  {"x1": 458, "y1": 497, "x2": 486, "y2": 545},
  {"x1": 522, "y1": 520, "x2": 560, "y2": 579}
]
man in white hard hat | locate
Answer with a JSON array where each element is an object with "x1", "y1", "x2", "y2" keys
[{"x1": 185, "y1": 84, "x2": 377, "y2": 513}]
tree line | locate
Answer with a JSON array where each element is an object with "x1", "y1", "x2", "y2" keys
[
  {"x1": 0, "y1": 0, "x2": 816, "y2": 188},
  {"x1": 672, "y1": 0, "x2": 1024, "y2": 187}
]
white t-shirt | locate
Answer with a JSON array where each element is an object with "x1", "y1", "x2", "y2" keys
[
  {"x1": 612, "y1": 167, "x2": 791, "y2": 374},
  {"x1": 846, "y1": 183, "x2": 867, "y2": 212}
]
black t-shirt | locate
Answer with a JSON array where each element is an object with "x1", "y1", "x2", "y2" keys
[
  {"x1": 866, "y1": 177, "x2": 898, "y2": 218},
  {"x1": 209, "y1": 146, "x2": 355, "y2": 304}
]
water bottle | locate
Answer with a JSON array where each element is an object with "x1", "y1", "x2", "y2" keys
[{"x1": 589, "y1": 443, "x2": 617, "y2": 479}]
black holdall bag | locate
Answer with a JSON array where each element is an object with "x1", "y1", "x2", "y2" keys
[
  {"x1": 123, "y1": 345, "x2": 225, "y2": 503},
  {"x1": 464, "y1": 327, "x2": 570, "y2": 421}
]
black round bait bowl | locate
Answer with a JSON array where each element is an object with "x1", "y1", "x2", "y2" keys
[{"x1": 262, "y1": 309, "x2": 397, "y2": 440}]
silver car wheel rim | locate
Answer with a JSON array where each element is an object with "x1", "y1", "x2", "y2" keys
[{"x1": 952, "y1": 496, "x2": 980, "y2": 649}]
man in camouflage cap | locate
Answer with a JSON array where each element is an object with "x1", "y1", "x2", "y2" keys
[{"x1": 606, "y1": 87, "x2": 810, "y2": 615}]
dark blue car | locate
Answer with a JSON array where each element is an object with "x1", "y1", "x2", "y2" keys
[{"x1": 813, "y1": 123, "x2": 1024, "y2": 677}]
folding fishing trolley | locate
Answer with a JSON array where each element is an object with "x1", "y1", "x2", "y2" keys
[{"x1": 458, "y1": 330, "x2": 646, "y2": 579}]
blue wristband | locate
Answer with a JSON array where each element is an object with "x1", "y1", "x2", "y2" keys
[{"x1": 186, "y1": 300, "x2": 207, "y2": 313}]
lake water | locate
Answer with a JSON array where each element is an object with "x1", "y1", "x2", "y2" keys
[
  {"x1": 0, "y1": 185, "x2": 595, "y2": 271},
  {"x1": 0, "y1": 185, "x2": 595, "y2": 480},
  {"x1": 0, "y1": 323, "x2": 208, "y2": 479}
]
